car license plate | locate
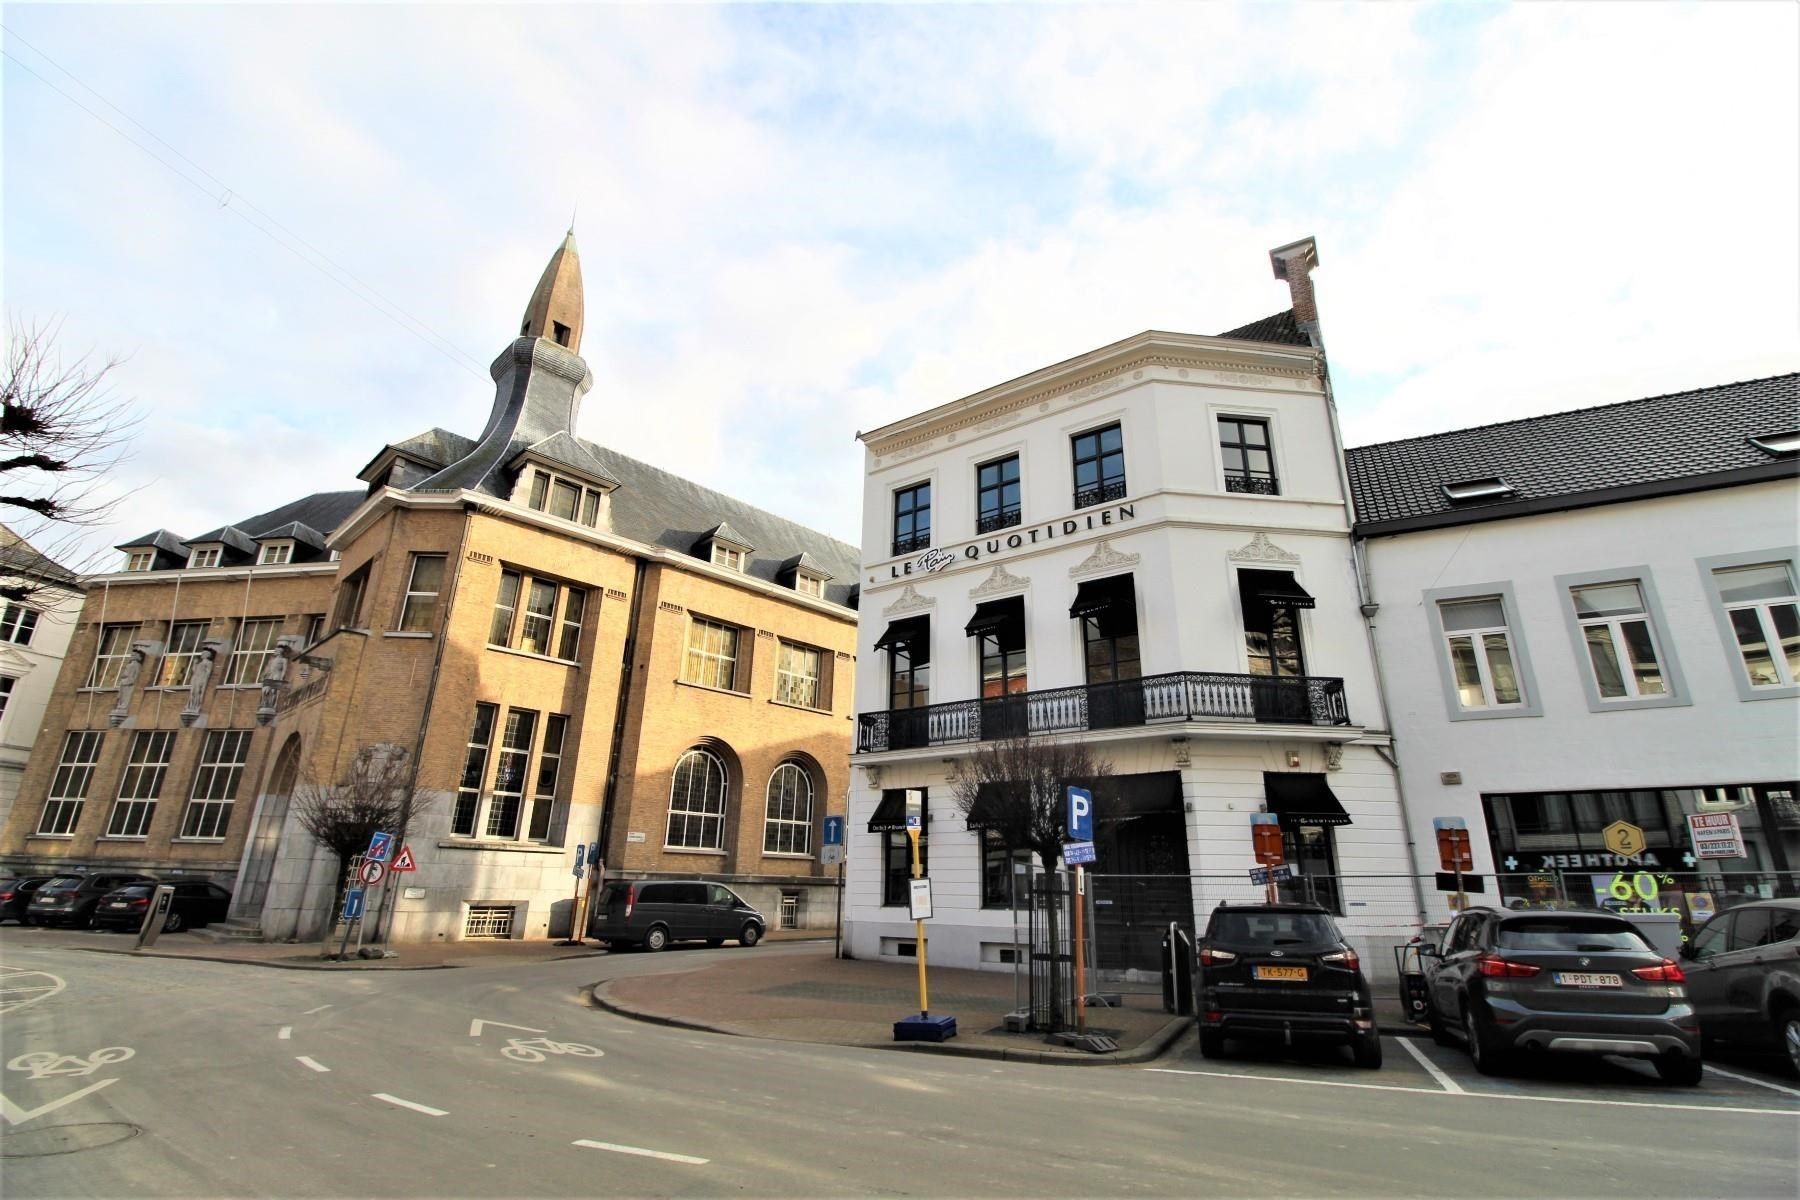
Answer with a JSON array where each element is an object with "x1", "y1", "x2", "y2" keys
[
  {"x1": 1253, "y1": 965, "x2": 1309, "y2": 982},
  {"x1": 107, "y1": 902, "x2": 128, "y2": 909},
  {"x1": 1555, "y1": 972, "x2": 1622, "y2": 988}
]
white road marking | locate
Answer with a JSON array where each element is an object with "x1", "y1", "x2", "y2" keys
[
  {"x1": 470, "y1": 1018, "x2": 546, "y2": 1038},
  {"x1": 295, "y1": 1056, "x2": 330, "y2": 1073},
  {"x1": 1705, "y1": 1064, "x2": 1800, "y2": 1098},
  {"x1": 1396, "y1": 1036, "x2": 1466, "y2": 1094},
  {"x1": 0, "y1": 967, "x2": 65, "y2": 1015},
  {"x1": 373, "y1": 1093, "x2": 447, "y2": 1117},
  {"x1": 1144, "y1": 1067, "x2": 1797, "y2": 1117},
  {"x1": 0, "y1": 1079, "x2": 118, "y2": 1126},
  {"x1": 303, "y1": 1004, "x2": 332, "y2": 1015},
  {"x1": 573, "y1": 1139, "x2": 709, "y2": 1165},
  {"x1": 278, "y1": 1027, "x2": 292, "y2": 1040}
]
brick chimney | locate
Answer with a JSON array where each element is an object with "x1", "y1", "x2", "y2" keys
[{"x1": 1269, "y1": 236, "x2": 1321, "y2": 349}]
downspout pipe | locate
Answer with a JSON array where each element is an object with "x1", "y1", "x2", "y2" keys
[{"x1": 596, "y1": 557, "x2": 650, "y2": 874}]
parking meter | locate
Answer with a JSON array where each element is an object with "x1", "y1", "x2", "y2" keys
[{"x1": 135, "y1": 884, "x2": 176, "y2": 950}]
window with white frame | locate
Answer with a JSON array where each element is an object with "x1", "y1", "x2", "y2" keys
[
  {"x1": 258, "y1": 542, "x2": 293, "y2": 566},
  {"x1": 518, "y1": 579, "x2": 557, "y2": 656},
  {"x1": 398, "y1": 553, "x2": 446, "y2": 632},
  {"x1": 158, "y1": 621, "x2": 210, "y2": 688},
  {"x1": 179, "y1": 729, "x2": 251, "y2": 839},
  {"x1": 189, "y1": 546, "x2": 222, "y2": 569},
  {"x1": 682, "y1": 617, "x2": 742, "y2": 691},
  {"x1": 302, "y1": 614, "x2": 325, "y2": 648},
  {"x1": 775, "y1": 641, "x2": 824, "y2": 709},
  {"x1": 0, "y1": 603, "x2": 39, "y2": 645},
  {"x1": 224, "y1": 618, "x2": 283, "y2": 686},
  {"x1": 38, "y1": 730, "x2": 104, "y2": 835},
  {"x1": 1713, "y1": 563, "x2": 1800, "y2": 689},
  {"x1": 795, "y1": 573, "x2": 824, "y2": 598},
  {"x1": 763, "y1": 761, "x2": 814, "y2": 855},
  {"x1": 332, "y1": 564, "x2": 369, "y2": 631},
  {"x1": 452, "y1": 703, "x2": 498, "y2": 837},
  {"x1": 528, "y1": 714, "x2": 567, "y2": 841},
  {"x1": 106, "y1": 729, "x2": 176, "y2": 838},
  {"x1": 525, "y1": 468, "x2": 604, "y2": 527},
  {"x1": 485, "y1": 709, "x2": 537, "y2": 839},
  {"x1": 711, "y1": 543, "x2": 745, "y2": 571},
  {"x1": 1438, "y1": 597, "x2": 1523, "y2": 709},
  {"x1": 1570, "y1": 581, "x2": 1666, "y2": 699},
  {"x1": 489, "y1": 568, "x2": 585, "y2": 661},
  {"x1": 666, "y1": 747, "x2": 728, "y2": 850},
  {"x1": 125, "y1": 550, "x2": 154, "y2": 572},
  {"x1": 86, "y1": 623, "x2": 140, "y2": 688},
  {"x1": 557, "y1": 589, "x2": 584, "y2": 660},
  {"x1": 0, "y1": 675, "x2": 13, "y2": 727}
]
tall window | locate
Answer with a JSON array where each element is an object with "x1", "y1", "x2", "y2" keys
[
  {"x1": 775, "y1": 641, "x2": 823, "y2": 709},
  {"x1": 179, "y1": 729, "x2": 252, "y2": 839},
  {"x1": 489, "y1": 569, "x2": 585, "y2": 661},
  {"x1": 977, "y1": 606, "x2": 1028, "y2": 700},
  {"x1": 557, "y1": 589, "x2": 585, "y2": 661},
  {"x1": 1219, "y1": 416, "x2": 1278, "y2": 494},
  {"x1": 86, "y1": 623, "x2": 139, "y2": 688},
  {"x1": 1571, "y1": 581, "x2": 1665, "y2": 699},
  {"x1": 452, "y1": 703, "x2": 498, "y2": 837},
  {"x1": 399, "y1": 554, "x2": 446, "y2": 632},
  {"x1": 1439, "y1": 597, "x2": 1522, "y2": 709},
  {"x1": 1072, "y1": 424, "x2": 1126, "y2": 509},
  {"x1": 0, "y1": 676, "x2": 11, "y2": 726},
  {"x1": 302, "y1": 614, "x2": 326, "y2": 648},
  {"x1": 225, "y1": 618, "x2": 283, "y2": 686},
  {"x1": 1715, "y1": 563, "x2": 1800, "y2": 688},
  {"x1": 490, "y1": 571, "x2": 520, "y2": 646},
  {"x1": 888, "y1": 627, "x2": 930, "y2": 711},
  {"x1": 976, "y1": 454, "x2": 1021, "y2": 533},
  {"x1": 158, "y1": 621, "x2": 210, "y2": 688},
  {"x1": 529, "y1": 714, "x2": 567, "y2": 842},
  {"x1": 0, "y1": 603, "x2": 39, "y2": 645},
  {"x1": 525, "y1": 468, "x2": 604, "y2": 528},
  {"x1": 682, "y1": 617, "x2": 742, "y2": 691},
  {"x1": 333, "y1": 565, "x2": 369, "y2": 632},
  {"x1": 519, "y1": 580, "x2": 558, "y2": 655},
  {"x1": 259, "y1": 542, "x2": 293, "y2": 566},
  {"x1": 486, "y1": 709, "x2": 537, "y2": 839},
  {"x1": 666, "y1": 747, "x2": 728, "y2": 851},
  {"x1": 1277, "y1": 825, "x2": 1342, "y2": 914},
  {"x1": 38, "y1": 730, "x2": 104, "y2": 835},
  {"x1": 892, "y1": 481, "x2": 931, "y2": 556},
  {"x1": 1083, "y1": 603, "x2": 1141, "y2": 684},
  {"x1": 763, "y1": 761, "x2": 814, "y2": 855},
  {"x1": 982, "y1": 830, "x2": 1030, "y2": 909},
  {"x1": 106, "y1": 729, "x2": 176, "y2": 838}
]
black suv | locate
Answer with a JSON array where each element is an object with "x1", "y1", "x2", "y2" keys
[
  {"x1": 92, "y1": 880, "x2": 233, "y2": 933},
  {"x1": 1421, "y1": 907, "x2": 1702, "y2": 1085},
  {"x1": 1197, "y1": 903, "x2": 1381, "y2": 1068},
  {"x1": 1683, "y1": 898, "x2": 1800, "y2": 1077},
  {"x1": 25, "y1": 872, "x2": 158, "y2": 928},
  {"x1": 0, "y1": 876, "x2": 56, "y2": 924}
]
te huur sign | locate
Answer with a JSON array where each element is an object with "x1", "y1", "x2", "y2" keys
[{"x1": 890, "y1": 503, "x2": 1137, "y2": 578}]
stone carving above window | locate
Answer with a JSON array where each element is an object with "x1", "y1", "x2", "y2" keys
[
  {"x1": 882, "y1": 583, "x2": 935, "y2": 616},
  {"x1": 1069, "y1": 539, "x2": 1141, "y2": 580},
  {"x1": 1228, "y1": 531, "x2": 1301, "y2": 564},
  {"x1": 969, "y1": 564, "x2": 1029, "y2": 600}
]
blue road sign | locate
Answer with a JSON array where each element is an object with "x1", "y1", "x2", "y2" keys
[
  {"x1": 822, "y1": 815, "x2": 846, "y2": 847},
  {"x1": 1064, "y1": 841, "x2": 1097, "y2": 866},
  {"x1": 366, "y1": 831, "x2": 394, "y2": 863},
  {"x1": 1248, "y1": 865, "x2": 1294, "y2": 886},
  {"x1": 1066, "y1": 786, "x2": 1093, "y2": 842},
  {"x1": 587, "y1": 842, "x2": 601, "y2": 867},
  {"x1": 342, "y1": 888, "x2": 366, "y2": 920},
  {"x1": 572, "y1": 843, "x2": 587, "y2": 878}
]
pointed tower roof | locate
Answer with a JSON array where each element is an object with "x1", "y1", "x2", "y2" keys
[{"x1": 519, "y1": 230, "x2": 584, "y2": 353}]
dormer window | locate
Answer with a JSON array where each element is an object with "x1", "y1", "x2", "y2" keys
[
  {"x1": 1748, "y1": 430, "x2": 1800, "y2": 456},
  {"x1": 125, "y1": 551, "x2": 153, "y2": 573},
  {"x1": 189, "y1": 546, "x2": 222, "y2": 569},
  {"x1": 258, "y1": 542, "x2": 294, "y2": 566},
  {"x1": 1442, "y1": 477, "x2": 1518, "y2": 504},
  {"x1": 712, "y1": 544, "x2": 745, "y2": 571},
  {"x1": 525, "y1": 468, "x2": 604, "y2": 527},
  {"x1": 796, "y1": 573, "x2": 825, "y2": 598}
]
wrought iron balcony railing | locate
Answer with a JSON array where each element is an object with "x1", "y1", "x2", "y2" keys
[
  {"x1": 890, "y1": 531, "x2": 932, "y2": 557},
  {"x1": 1224, "y1": 475, "x2": 1281, "y2": 496},
  {"x1": 975, "y1": 507, "x2": 1023, "y2": 534},
  {"x1": 1073, "y1": 478, "x2": 1129, "y2": 510},
  {"x1": 856, "y1": 671, "x2": 1349, "y2": 752}
]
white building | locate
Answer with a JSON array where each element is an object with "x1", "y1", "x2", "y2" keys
[
  {"x1": 845, "y1": 239, "x2": 1424, "y2": 976},
  {"x1": 1350, "y1": 373, "x2": 1800, "y2": 927},
  {"x1": 0, "y1": 526, "x2": 82, "y2": 835}
]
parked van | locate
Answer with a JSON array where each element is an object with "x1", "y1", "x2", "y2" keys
[{"x1": 590, "y1": 880, "x2": 765, "y2": 951}]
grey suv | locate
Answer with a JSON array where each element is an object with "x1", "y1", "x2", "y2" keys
[
  {"x1": 1683, "y1": 898, "x2": 1800, "y2": 1077},
  {"x1": 590, "y1": 880, "x2": 765, "y2": 951},
  {"x1": 1421, "y1": 907, "x2": 1703, "y2": 1085}
]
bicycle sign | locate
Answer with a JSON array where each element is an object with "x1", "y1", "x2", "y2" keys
[{"x1": 500, "y1": 1036, "x2": 603, "y2": 1064}]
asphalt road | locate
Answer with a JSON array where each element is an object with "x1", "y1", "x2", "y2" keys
[{"x1": 2, "y1": 937, "x2": 1795, "y2": 1199}]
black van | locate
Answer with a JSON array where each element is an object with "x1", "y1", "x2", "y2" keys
[{"x1": 590, "y1": 880, "x2": 765, "y2": 951}]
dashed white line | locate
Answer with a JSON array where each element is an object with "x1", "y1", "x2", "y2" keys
[
  {"x1": 295, "y1": 1056, "x2": 329, "y2": 1073},
  {"x1": 373, "y1": 1093, "x2": 447, "y2": 1117},
  {"x1": 1396, "y1": 1036, "x2": 1466, "y2": 1094},
  {"x1": 302, "y1": 1005, "x2": 332, "y2": 1015},
  {"x1": 573, "y1": 1139, "x2": 708, "y2": 1165},
  {"x1": 277, "y1": 1026, "x2": 292, "y2": 1040},
  {"x1": 1705, "y1": 1063, "x2": 1800, "y2": 1098}
]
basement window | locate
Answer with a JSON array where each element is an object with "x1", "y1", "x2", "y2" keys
[
  {"x1": 1441, "y1": 478, "x2": 1519, "y2": 504},
  {"x1": 1747, "y1": 430, "x2": 1800, "y2": 456}
]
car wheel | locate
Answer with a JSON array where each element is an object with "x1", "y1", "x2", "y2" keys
[
  {"x1": 739, "y1": 922, "x2": 761, "y2": 947},
  {"x1": 1655, "y1": 1054, "x2": 1704, "y2": 1087},
  {"x1": 163, "y1": 911, "x2": 184, "y2": 933},
  {"x1": 1427, "y1": 999, "x2": 1454, "y2": 1047},
  {"x1": 1779, "y1": 1007, "x2": 1800, "y2": 1079},
  {"x1": 1352, "y1": 1034, "x2": 1383, "y2": 1070},
  {"x1": 706, "y1": 939, "x2": 725, "y2": 948},
  {"x1": 1198, "y1": 1027, "x2": 1226, "y2": 1059},
  {"x1": 643, "y1": 925, "x2": 670, "y2": 952},
  {"x1": 1463, "y1": 1005, "x2": 1509, "y2": 1076}
]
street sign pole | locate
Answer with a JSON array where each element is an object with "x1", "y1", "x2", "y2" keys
[
  {"x1": 560, "y1": 843, "x2": 586, "y2": 946},
  {"x1": 1073, "y1": 863, "x2": 1087, "y2": 1034},
  {"x1": 834, "y1": 859, "x2": 844, "y2": 960},
  {"x1": 910, "y1": 824, "x2": 927, "y2": 1017}
]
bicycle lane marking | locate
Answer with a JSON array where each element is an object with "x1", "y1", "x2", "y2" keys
[{"x1": 1396, "y1": 1036, "x2": 1465, "y2": 1094}]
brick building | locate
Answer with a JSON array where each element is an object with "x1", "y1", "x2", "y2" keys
[{"x1": 0, "y1": 232, "x2": 858, "y2": 942}]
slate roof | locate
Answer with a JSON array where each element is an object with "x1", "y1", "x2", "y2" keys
[
  {"x1": 225, "y1": 491, "x2": 367, "y2": 541},
  {"x1": 256, "y1": 521, "x2": 329, "y2": 550},
  {"x1": 117, "y1": 529, "x2": 191, "y2": 555},
  {"x1": 358, "y1": 428, "x2": 479, "y2": 480},
  {"x1": 1217, "y1": 309, "x2": 1312, "y2": 347},
  {"x1": 186, "y1": 525, "x2": 259, "y2": 556},
  {"x1": 1346, "y1": 373, "x2": 1800, "y2": 533},
  {"x1": 0, "y1": 526, "x2": 82, "y2": 587},
  {"x1": 514, "y1": 432, "x2": 621, "y2": 489}
]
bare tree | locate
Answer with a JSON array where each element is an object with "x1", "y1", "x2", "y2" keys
[
  {"x1": 1, "y1": 317, "x2": 140, "y2": 602},
  {"x1": 949, "y1": 735, "x2": 1112, "y2": 1029},
  {"x1": 292, "y1": 743, "x2": 437, "y2": 935}
]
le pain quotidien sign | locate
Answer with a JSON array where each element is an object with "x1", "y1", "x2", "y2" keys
[{"x1": 889, "y1": 503, "x2": 1137, "y2": 579}]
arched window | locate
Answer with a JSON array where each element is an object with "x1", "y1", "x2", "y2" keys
[
  {"x1": 666, "y1": 748, "x2": 728, "y2": 850},
  {"x1": 763, "y1": 761, "x2": 814, "y2": 856}
]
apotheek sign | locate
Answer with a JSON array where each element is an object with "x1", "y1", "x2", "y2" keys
[{"x1": 889, "y1": 503, "x2": 1137, "y2": 578}]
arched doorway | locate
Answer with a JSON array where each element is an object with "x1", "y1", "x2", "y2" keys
[{"x1": 234, "y1": 734, "x2": 301, "y2": 918}]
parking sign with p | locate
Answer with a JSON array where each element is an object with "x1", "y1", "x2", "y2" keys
[{"x1": 1066, "y1": 786, "x2": 1093, "y2": 842}]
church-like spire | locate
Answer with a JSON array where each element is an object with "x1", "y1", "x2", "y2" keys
[{"x1": 518, "y1": 230, "x2": 584, "y2": 353}]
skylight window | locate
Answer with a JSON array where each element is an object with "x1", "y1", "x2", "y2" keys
[
  {"x1": 1747, "y1": 430, "x2": 1800, "y2": 456},
  {"x1": 1441, "y1": 478, "x2": 1518, "y2": 504}
]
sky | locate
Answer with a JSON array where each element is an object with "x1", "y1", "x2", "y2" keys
[{"x1": 4, "y1": 2, "x2": 1797, "y2": 571}]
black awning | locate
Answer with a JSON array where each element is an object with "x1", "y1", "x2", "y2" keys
[
  {"x1": 1263, "y1": 772, "x2": 1351, "y2": 828},
  {"x1": 1241, "y1": 569, "x2": 1315, "y2": 610},
  {"x1": 868, "y1": 789, "x2": 928, "y2": 834},
  {"x1": 1069, "y1": 573, "x2": 1136, "y2": 619},
  {"x1": 965, "y1": 595, "x2": 1024, "y2": 637},
  {"x1": 965, "y1": 783, "x2": 1005, "y2": 831},
  {"x1": 873, "y1": 615, "x2": 928, "y2": 653}
]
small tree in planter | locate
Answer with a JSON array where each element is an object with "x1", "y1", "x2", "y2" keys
[{"x1": 292, "y1": 743, "x2": 435, "y2": 944}]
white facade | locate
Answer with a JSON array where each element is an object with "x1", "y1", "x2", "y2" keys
[
  {"x1": 1364, "y1": 476, "x2": 1800, "y2": 924},
  {"x1": 0, "y1": 532, "x2": 82, "y2": 838},
  {"x1": 845, "y1": 261, "x2": 1420, "y2": 976}
]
